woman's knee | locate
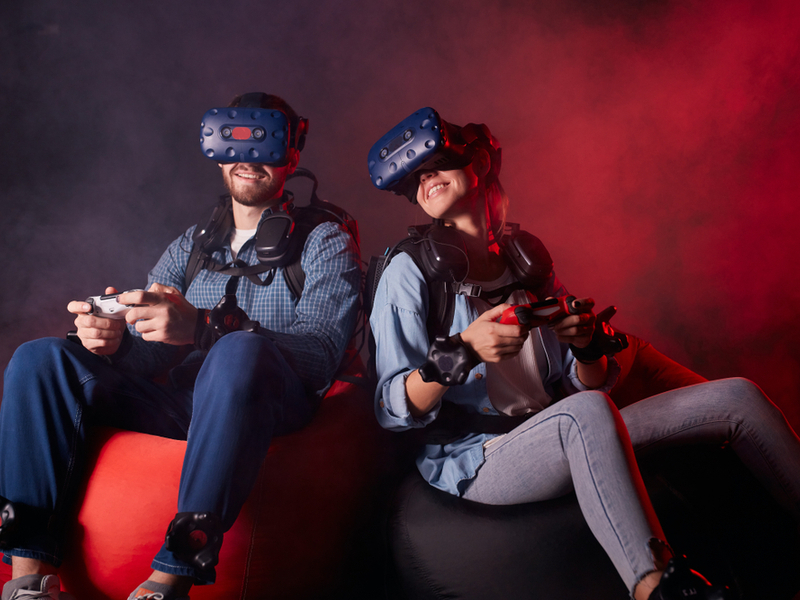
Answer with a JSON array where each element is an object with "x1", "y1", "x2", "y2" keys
[
  {"x1": 555, "y1": 391, "x2": 626, "y2": 439},
  {"x1": 713, "y1": 377, "x2": 784, "y2": 422},
  {"x1": 696, "y1": 377, "x2": 767, "y2": 410},
  {"x1": 560, "y1": 391, "x2": 619, "y2": 423}
]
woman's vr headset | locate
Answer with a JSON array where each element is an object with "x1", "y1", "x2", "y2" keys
[
  {"x1": 200, "y1": 93, "x2": 308, "y2": 166},
  {"x1": 367, "y1": 107, "x2": 501, "y2": 203}
]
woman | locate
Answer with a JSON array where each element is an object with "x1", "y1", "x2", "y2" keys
[{"x1": 368, "y1": 108, "x2": 800, "y2": 600}]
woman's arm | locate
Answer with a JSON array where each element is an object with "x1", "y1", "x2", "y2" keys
[
  {"x1": 549, "y1": 297, "x2": 610, "y2": 389},
  {"x1": 371, "y1": 254, "x2": 442, "y2": 430},
  {"x1": 404, "y1": 370, "x2": 448, "y2": 417},
  {"x1": 575, "y1": 356, "x2": 609, "y2": 389},
  {"x1": 403, "y1": 303, "x2": 528, "y2": 416}
]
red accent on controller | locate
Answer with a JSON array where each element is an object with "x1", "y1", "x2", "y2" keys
[{"x1": 499, "y1": 296, "x2": 577, "y2": 327}]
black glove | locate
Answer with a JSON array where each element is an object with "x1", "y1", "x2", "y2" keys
[{"x1": 569, "y1": 305, "x2": 629, "y2": 363}]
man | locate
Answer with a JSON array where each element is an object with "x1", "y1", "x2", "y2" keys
[{"x1": 0, "y1": 93, "x2": 361, "y2": 600}]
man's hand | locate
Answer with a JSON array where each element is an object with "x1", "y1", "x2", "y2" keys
[
  {"x1": 549, "y1": 297, "x2": 596, "y2": 348},
  {"x1": 68, "y1": 286, "x2": 128, "y2": 355},
  {"x1": 122, "y1": 283, "x2": 198, "y2": 346},
  {"x1": 459, "y1": 304, "x2": 530, "y2": 363}
]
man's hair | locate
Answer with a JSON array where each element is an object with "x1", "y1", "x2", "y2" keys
[{"x1": 227, "y1": 93, "x2": 299, "y2": 124}]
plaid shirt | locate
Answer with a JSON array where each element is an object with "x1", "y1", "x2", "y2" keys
[{"x1": 116, "y1": 210, "x2": 361, "y2": 393}]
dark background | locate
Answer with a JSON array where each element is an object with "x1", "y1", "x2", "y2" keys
[{"x1": 1, "y1": 0, "x2": 798, "y2": 431}]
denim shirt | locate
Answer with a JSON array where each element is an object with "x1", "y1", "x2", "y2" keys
[
  {"x1": 371, "y1": 252, "x2": 619, "y2": 496},
  {"x1": 113, "y1": 212, "x2": 362, "y2": 395}
]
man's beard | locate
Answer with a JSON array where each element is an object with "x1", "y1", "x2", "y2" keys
[{"x1": 224, "y1": 166, "x2": 284, "y2": 206}]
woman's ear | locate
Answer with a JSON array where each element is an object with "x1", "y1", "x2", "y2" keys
[{"x1": 473, "y1": 148, "x2": 491, "y2": 178}]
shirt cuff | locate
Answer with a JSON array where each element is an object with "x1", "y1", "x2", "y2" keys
[
  {"x1": 380, "y1": 371, "x2": 441, "y2": 429},
  {"x1": 565, "y1": 353, "x2": 621, "y2": 394}
]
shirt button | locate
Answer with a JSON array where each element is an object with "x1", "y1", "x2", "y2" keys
[
  {"x1": 379, "y1": 401, "x2": 385, "y2": 408},
  {"x1": 475, "y1": 373, "x2": 483, "y2": 380},
  {"x1": 482, "y1": 407, "x2": 490, "y2": 413}
]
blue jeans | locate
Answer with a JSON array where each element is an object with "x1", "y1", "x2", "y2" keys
[
  {"x1": 462, "y1": 379, "x2": 800, "y2": 595},
  {"x1": 0, "y1": 331, "x2": 314, "y2": 584}
]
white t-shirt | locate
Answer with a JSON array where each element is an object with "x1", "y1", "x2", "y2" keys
[
  {"x1": 230, "y1": 228, "x2": 257, "y2": 259},
  {"x1": 467, "y1": 269, "x2": 554, "y2": 417}
]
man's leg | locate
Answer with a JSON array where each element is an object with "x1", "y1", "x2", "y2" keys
[
  {"x1": 147, "y1": 331, "x2": 314, "y2": 588},
  {"x1": 0, "y1": 337, "x2": 192, "y2": 592}
]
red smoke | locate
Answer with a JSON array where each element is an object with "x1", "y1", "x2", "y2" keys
[{"x1": 481, "y1": 0, "x2": 800, "y2": 426}]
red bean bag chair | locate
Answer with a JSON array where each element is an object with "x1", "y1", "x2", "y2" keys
[{"x1": 0, "y1": 377, "x2": 389, "y2": 600}]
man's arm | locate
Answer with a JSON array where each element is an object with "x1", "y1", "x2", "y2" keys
[
  {"x1": 261, "y1": 221, "x2": 361, "y2": 392},
  {"x1": 67, "y1": 286, "x2": 128, "y2": 355},
  {"x1": 102, "y1": 231, "x2": 197, "y2": 377}
]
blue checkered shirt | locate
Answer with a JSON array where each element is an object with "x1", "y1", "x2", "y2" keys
[{"x1": 115, "y1": 211, "x2": 361, "y2": 394}]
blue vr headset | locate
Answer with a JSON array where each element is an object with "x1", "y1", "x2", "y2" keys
[
  {"x1": 367, "y1": 107, "x2": 501, "y2": 202},
  {"x1": 200, "y1": 93, "x2": 308, "y2": 166}
]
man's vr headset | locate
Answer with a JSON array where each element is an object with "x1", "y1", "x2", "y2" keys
[
  {"x1": 200, "y1": 92, "x2": 308, "y2": 166},
  {"x1": 367, "y1": 107, "x2": 501, "y2": 202}
]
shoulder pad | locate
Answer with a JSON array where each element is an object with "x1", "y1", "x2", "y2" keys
[{"x1": 499, "y1": 227, "x2": 553, "y2": 290}]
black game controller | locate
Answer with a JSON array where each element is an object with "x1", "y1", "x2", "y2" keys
[
  {"x1": 85, "y1": 289, "x2": 144, "y2": 320},
  {"x1": 499, "y1": 296, "x2": 579, "y2": 327}
]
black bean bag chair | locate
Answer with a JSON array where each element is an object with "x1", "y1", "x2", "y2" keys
[{"x1": 385, "y1": 336, "x2": 800, "y2": 600}]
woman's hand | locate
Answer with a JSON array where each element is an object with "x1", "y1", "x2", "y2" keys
[
  {"x1": 549, "y1": 297, "x2": 608, "y2": 389},
  {"x1": 460, "y1": 303, "x2": 530, "y2": 363},
  {"x1": 549, "y1": 297, "x2": 596, "y2": 347},
  {"x1": 404, "y1": 304, "x2": 529, "y2": 417}
]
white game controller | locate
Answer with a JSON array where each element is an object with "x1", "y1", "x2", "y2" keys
[{"x1": 85, "y1": 289, "x2": 144, "y2": 320}]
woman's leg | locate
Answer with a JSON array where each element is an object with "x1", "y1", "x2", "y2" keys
[
  {"x1": 620, "y1": 378, "x2": 800, "y2": 523},
  {"x1": 462, "y1": 391, "x2": 669, "y2": 595}
]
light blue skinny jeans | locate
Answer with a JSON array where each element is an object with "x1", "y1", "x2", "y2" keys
[{"x1": 461, "y1": 378, "x2": 800, "y2": 594}]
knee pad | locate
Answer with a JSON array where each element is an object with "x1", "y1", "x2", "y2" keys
[
  {"x1": 0, "y1": 496, "x2": 53, "y2": 550},
  {"x1": 164, "y1": 512, "x2": 223, "y2": 571},
  {"x1": 0, "y1": 496, "x2": 17, "y2": 548}
]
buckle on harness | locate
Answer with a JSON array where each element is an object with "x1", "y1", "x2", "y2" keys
[
  {"x1": 165, "y1": 512, "x2": 223, "y2": 571},
  {"x1": 448, "y1": 282, "x2": 482, "y2": 297}
]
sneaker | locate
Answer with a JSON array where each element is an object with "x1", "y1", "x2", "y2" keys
[
  {"x1": 648, "y1": 556, "x2": 735, "y2": 600},
  {"x1": 1, "y1": 575, "x2": 75, "y2": 600},
  {"x1": 127, "y1": 581, "x2": 189, "y2": 600}
]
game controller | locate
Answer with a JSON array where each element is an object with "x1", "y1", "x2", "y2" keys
[
  {"x1": 85, "y1": 289, "x2": 144, "y2": 320},
  {"x1": 499, "y1": 295, "x2": 579, "y2": 327}
]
